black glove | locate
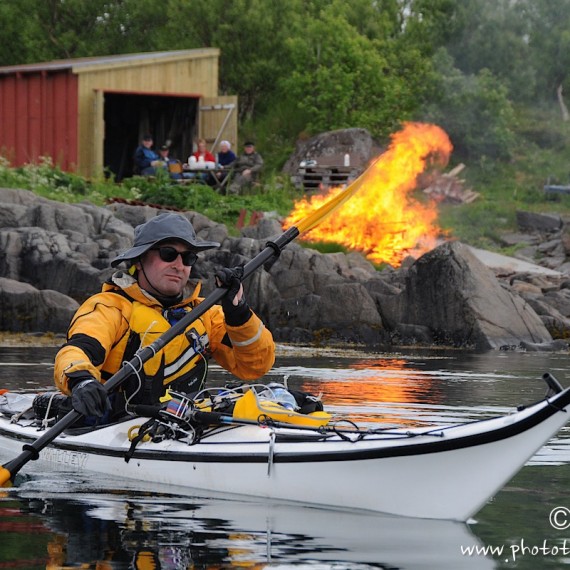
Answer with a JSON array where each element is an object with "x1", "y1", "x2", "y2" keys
[
  {"x1": 69, "y1": 374, "x2": 111, "y2": 418},
  {"x1": 215, "y1": 265, "x2": 251, "y2": 326}
]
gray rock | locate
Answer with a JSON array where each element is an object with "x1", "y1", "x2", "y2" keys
[
  {"x1": 0, "y1": 188, "x2": 565, "y2": 350},
  {"x1": 0, "y1": 277, "x2": 78, "y2": 333},
  {"x1": 363, "y1": 274, "x2": 401, "y2": 296},
  {"x1": 514, "y1": 247, "x2": 538, "y2": 262},
  {"x1": 393, "y1": 323, "x2": 434, "y2": 345},
  {"x1": 516, "y1": 211, "x2": 563, "y2": 233},
  {"x1": 0, "y1": 227, "x2": 103, "y2": 300},
  {"x1": 540, "y1": 256, "x2": 567, "y2": 269},
  {"x1": 537, "y1": 238, "x2": 564, "y2": 254},
  {"x1": 510, "y1": 280, "x2": 543, "y2": 299},
  {"x1": 241, "y1": 217, "x2": 282, "y2": 240},
  {"x1": 0, "y1": 203, "x2": 30, "y2": 228},
  {"x1": 282, "y1": 128, "x2": 382, "y2": 175},
  {"x1": 499, "y1": 232, "x2": 540, "y2": 247},
  {"x1": 525, "y1": 297, "x2": 570, "y2": 337},
  {"x1": 398, "y1": 241, "x2": 552, "y2": 349},
  {"x1": 544, "y1": 289, "x2": 570, "y2": 317},
  {"x1": 0, "y1": 187, "x2": 40, "y2": 206},
  {"x1": 519, "y1": 339, "x2": 569, "y2": 352},
  {"x1": 275, "y1": 283, "x2": 385, "y2": 345}
]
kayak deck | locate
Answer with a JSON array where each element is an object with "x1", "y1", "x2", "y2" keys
[{"x1": 1, "y1": 384, "x2": 569, "y2": 520}]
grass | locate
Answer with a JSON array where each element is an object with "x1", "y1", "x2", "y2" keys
[
  {"x1": 3, "y1": 105, "x2": 570, "y2": 258},
  {"x1": 437, "y1": 106, "x2": 570, "y2": 251},
  {"x1": 0, "y1": 156, "x2": 303, "y2": 235}
]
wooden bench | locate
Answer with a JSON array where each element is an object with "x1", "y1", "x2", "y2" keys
[{"x1": 292, "y1": 165, "x2": 362, "y2": 191}]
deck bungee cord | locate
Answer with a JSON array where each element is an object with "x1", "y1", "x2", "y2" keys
[
  {"x1": 0, "y1": 158, "x2": 369, "y2": 487},
  {"x1": 2, "y1": 375, "x2": 570, "y2": 520}
]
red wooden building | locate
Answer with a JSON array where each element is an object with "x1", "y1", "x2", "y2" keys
[{"x1": 0, "y1": 50, "x2": 237, "y2": 180}]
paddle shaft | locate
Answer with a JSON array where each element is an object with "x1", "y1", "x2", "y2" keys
[
  {"x1": 0, "y1": 227, "x2": 300, "y2": 484},
  {"x1": 1, "y1": 156, "x2": 370, "y2": 485}
]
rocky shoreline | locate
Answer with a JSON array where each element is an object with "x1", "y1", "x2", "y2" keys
[{"x1": 1, "y1": 187, "x2": 569, "y2": 352}]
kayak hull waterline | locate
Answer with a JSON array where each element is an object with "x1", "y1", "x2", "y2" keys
[{"x1": 1, "y1": 386, "x2": 569, "y2": 521}]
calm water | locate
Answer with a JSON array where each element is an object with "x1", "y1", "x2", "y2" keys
[{"x1": 1, "y1": 345, "x2": 570, "y2": 569}]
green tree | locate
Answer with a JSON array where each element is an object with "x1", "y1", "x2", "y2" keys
[
  {"x1": 280, "y1": 6, "x2": 428, "y2": 139},
  {"x1": 161, "y1": 0, "x2": 297, "y2": 121},
  {"x1": 423, "y1": 49, "x2": 516, "y2": 161},
  {"x1": 0, "y1": 0, "x2": 49, "y2": 64},
  {"x1": 0, "y1": 0, "x2": 167, "y2": 64},
  {"x1": 522, "y1": 0, "x2": 570, "y2": 105},
  {"x1": 399, "y1": 0, "x2": 460, "y2": 53},
  {"x1": 440, "y1": 0, "x2": 570, "y2": 105}
]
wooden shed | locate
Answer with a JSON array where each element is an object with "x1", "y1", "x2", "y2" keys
[{"x1": 0, "y1": 49, "x2": 237, "y2": 180}]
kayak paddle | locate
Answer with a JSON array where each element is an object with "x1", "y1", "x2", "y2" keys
[{"x1": 0, "y1": 168, "x2": 367, "y2": 487}]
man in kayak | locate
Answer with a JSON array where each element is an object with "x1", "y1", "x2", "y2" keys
[{"x1": 53, "y1": 213, "x2": 275, "y2": 423}]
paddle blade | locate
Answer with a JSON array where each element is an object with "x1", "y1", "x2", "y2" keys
[
  {"x1": 0, "y1": 466, "x2": 13, "y2": 487},
  {"x1": 293, "y1": 174, "x2": 366, "y2": 235}
]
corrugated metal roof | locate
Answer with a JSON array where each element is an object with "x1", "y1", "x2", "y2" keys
[{"x1": 0, "y1": 49, "x2": 219, "y2": 75}]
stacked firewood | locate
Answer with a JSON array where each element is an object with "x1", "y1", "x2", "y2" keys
[{"x1": 419, "y1": 164, "x2": 480, "y2": 204}]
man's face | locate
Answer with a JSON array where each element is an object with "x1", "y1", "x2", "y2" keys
[
  {"x1": 136, "y1": 240, "x2": 193, "y2": 297},
  {"x1": 244, "y1": 145, "x2": 254, "y2": 154}
]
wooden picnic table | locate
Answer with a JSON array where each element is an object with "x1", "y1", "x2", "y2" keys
[{"x1": 171, "y1": 163, "x2": 229, "y2": 191}]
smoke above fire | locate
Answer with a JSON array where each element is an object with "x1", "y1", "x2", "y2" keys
[{"x1": 284, "y1": 122, "x2": 453, "y2": 267}]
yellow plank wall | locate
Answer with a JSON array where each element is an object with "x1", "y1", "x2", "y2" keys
[
  {"x1": 200, "y1": 96, "x2": 239, "y2": 151},
  {"x1": 75, "y1": 50, "x2": 221, "y2": 177}
]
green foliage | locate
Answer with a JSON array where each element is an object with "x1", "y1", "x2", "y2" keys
[
  {"x1": 0, "y1": 0, "x2": 167, "y2": 63},
  {"x1": 0, "y1": 156, "x2": 88, "y2": 200},
  {"x1": 403, "y1": 0, "x2": 462, "y2": 50},
  {"x1": 444, "y1": 0, "x2": 536, "y2": 102},
  {"x1": 161, "y1": 0, "x2": 298, "y2": 122},
  {"x1": 129, "y1": 172, "x2": 300, "y2": 216},
  {"x1": 521, "y1": 0, "x2": 570, "y2": 101},
  {"x1": 438, "y1": 111, "x2": 570, "y2": 251},
  {"x1": 422, "y1": 49, "x2": 516, "y2": 161},
  {"x1": 0, "y1": 157, "x2": 303, "y2": 234},
  {"x1": 5, "y1": 0, "x2": 570, "y2": 258},
  {"x1": 239, "y1": 97, "x2": 307, "y2": 172},
  {"x1": 0, "y1": 156, "x2": 134, "y2": 204},
  {"x1": 280, "y1": 6, "x2": 426, "y2": 140}
]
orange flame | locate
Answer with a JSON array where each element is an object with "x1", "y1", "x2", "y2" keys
[{"x1": 284, "y1": 122, "x2": 453, "y2": 267}]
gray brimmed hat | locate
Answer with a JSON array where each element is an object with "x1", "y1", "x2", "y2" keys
[{"x1": 111, "y1": 213, "x2": 220, "y2": 267}]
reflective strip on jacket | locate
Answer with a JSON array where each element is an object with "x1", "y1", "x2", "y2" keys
[{"x1": 54, "y1": 271, "x2": 275, "y2": 406}]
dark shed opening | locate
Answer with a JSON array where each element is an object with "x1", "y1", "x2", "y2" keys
[{"x1": 103, "y1": 92, "x2": 199, "y2": 180}]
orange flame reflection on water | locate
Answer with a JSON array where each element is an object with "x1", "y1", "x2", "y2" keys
[
  {"x1": 299, "y1": 358, "x2": 442, "y2": 427},
  {"x1": 284, "y1": 122, "x2": 453, "y2": 267}
]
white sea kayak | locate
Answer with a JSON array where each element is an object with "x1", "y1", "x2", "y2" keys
[{"x1": 0, "y1": 376, "x2": 569, "y2": 521}]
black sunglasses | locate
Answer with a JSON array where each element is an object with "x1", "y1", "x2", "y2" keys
[{"x1": 151, "y1": 246, "x2": 197, "y2": 266}]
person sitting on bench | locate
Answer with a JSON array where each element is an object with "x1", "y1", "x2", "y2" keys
[
  {"x1": 227, "y1": 141, "x2": 264, "y2": 195},
  {"x1": 134, "y1": 134, "x2": 162, "y2": 177}
]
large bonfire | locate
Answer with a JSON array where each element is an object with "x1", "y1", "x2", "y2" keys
[{"x1": 283, "y1": 122, "x2": 453, "y2": 267}]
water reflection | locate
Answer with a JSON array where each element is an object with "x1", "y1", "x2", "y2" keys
[
  {"x1": 0, "y1": 346, "x2": 58, "y2": 392},
  {"x1": 5, "y1": 482, "x2": 496, "y2": 569},
  {"x1": 294, "y1": 358, "x2": 441, "y2": 425},
  {"x1": 2, "y1": 346, "x2": 570, "y2": 569}
]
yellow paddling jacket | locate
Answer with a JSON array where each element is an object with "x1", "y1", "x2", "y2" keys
[{"x1": 54, "y1": 271, "x2": 275, "y2": 415}]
